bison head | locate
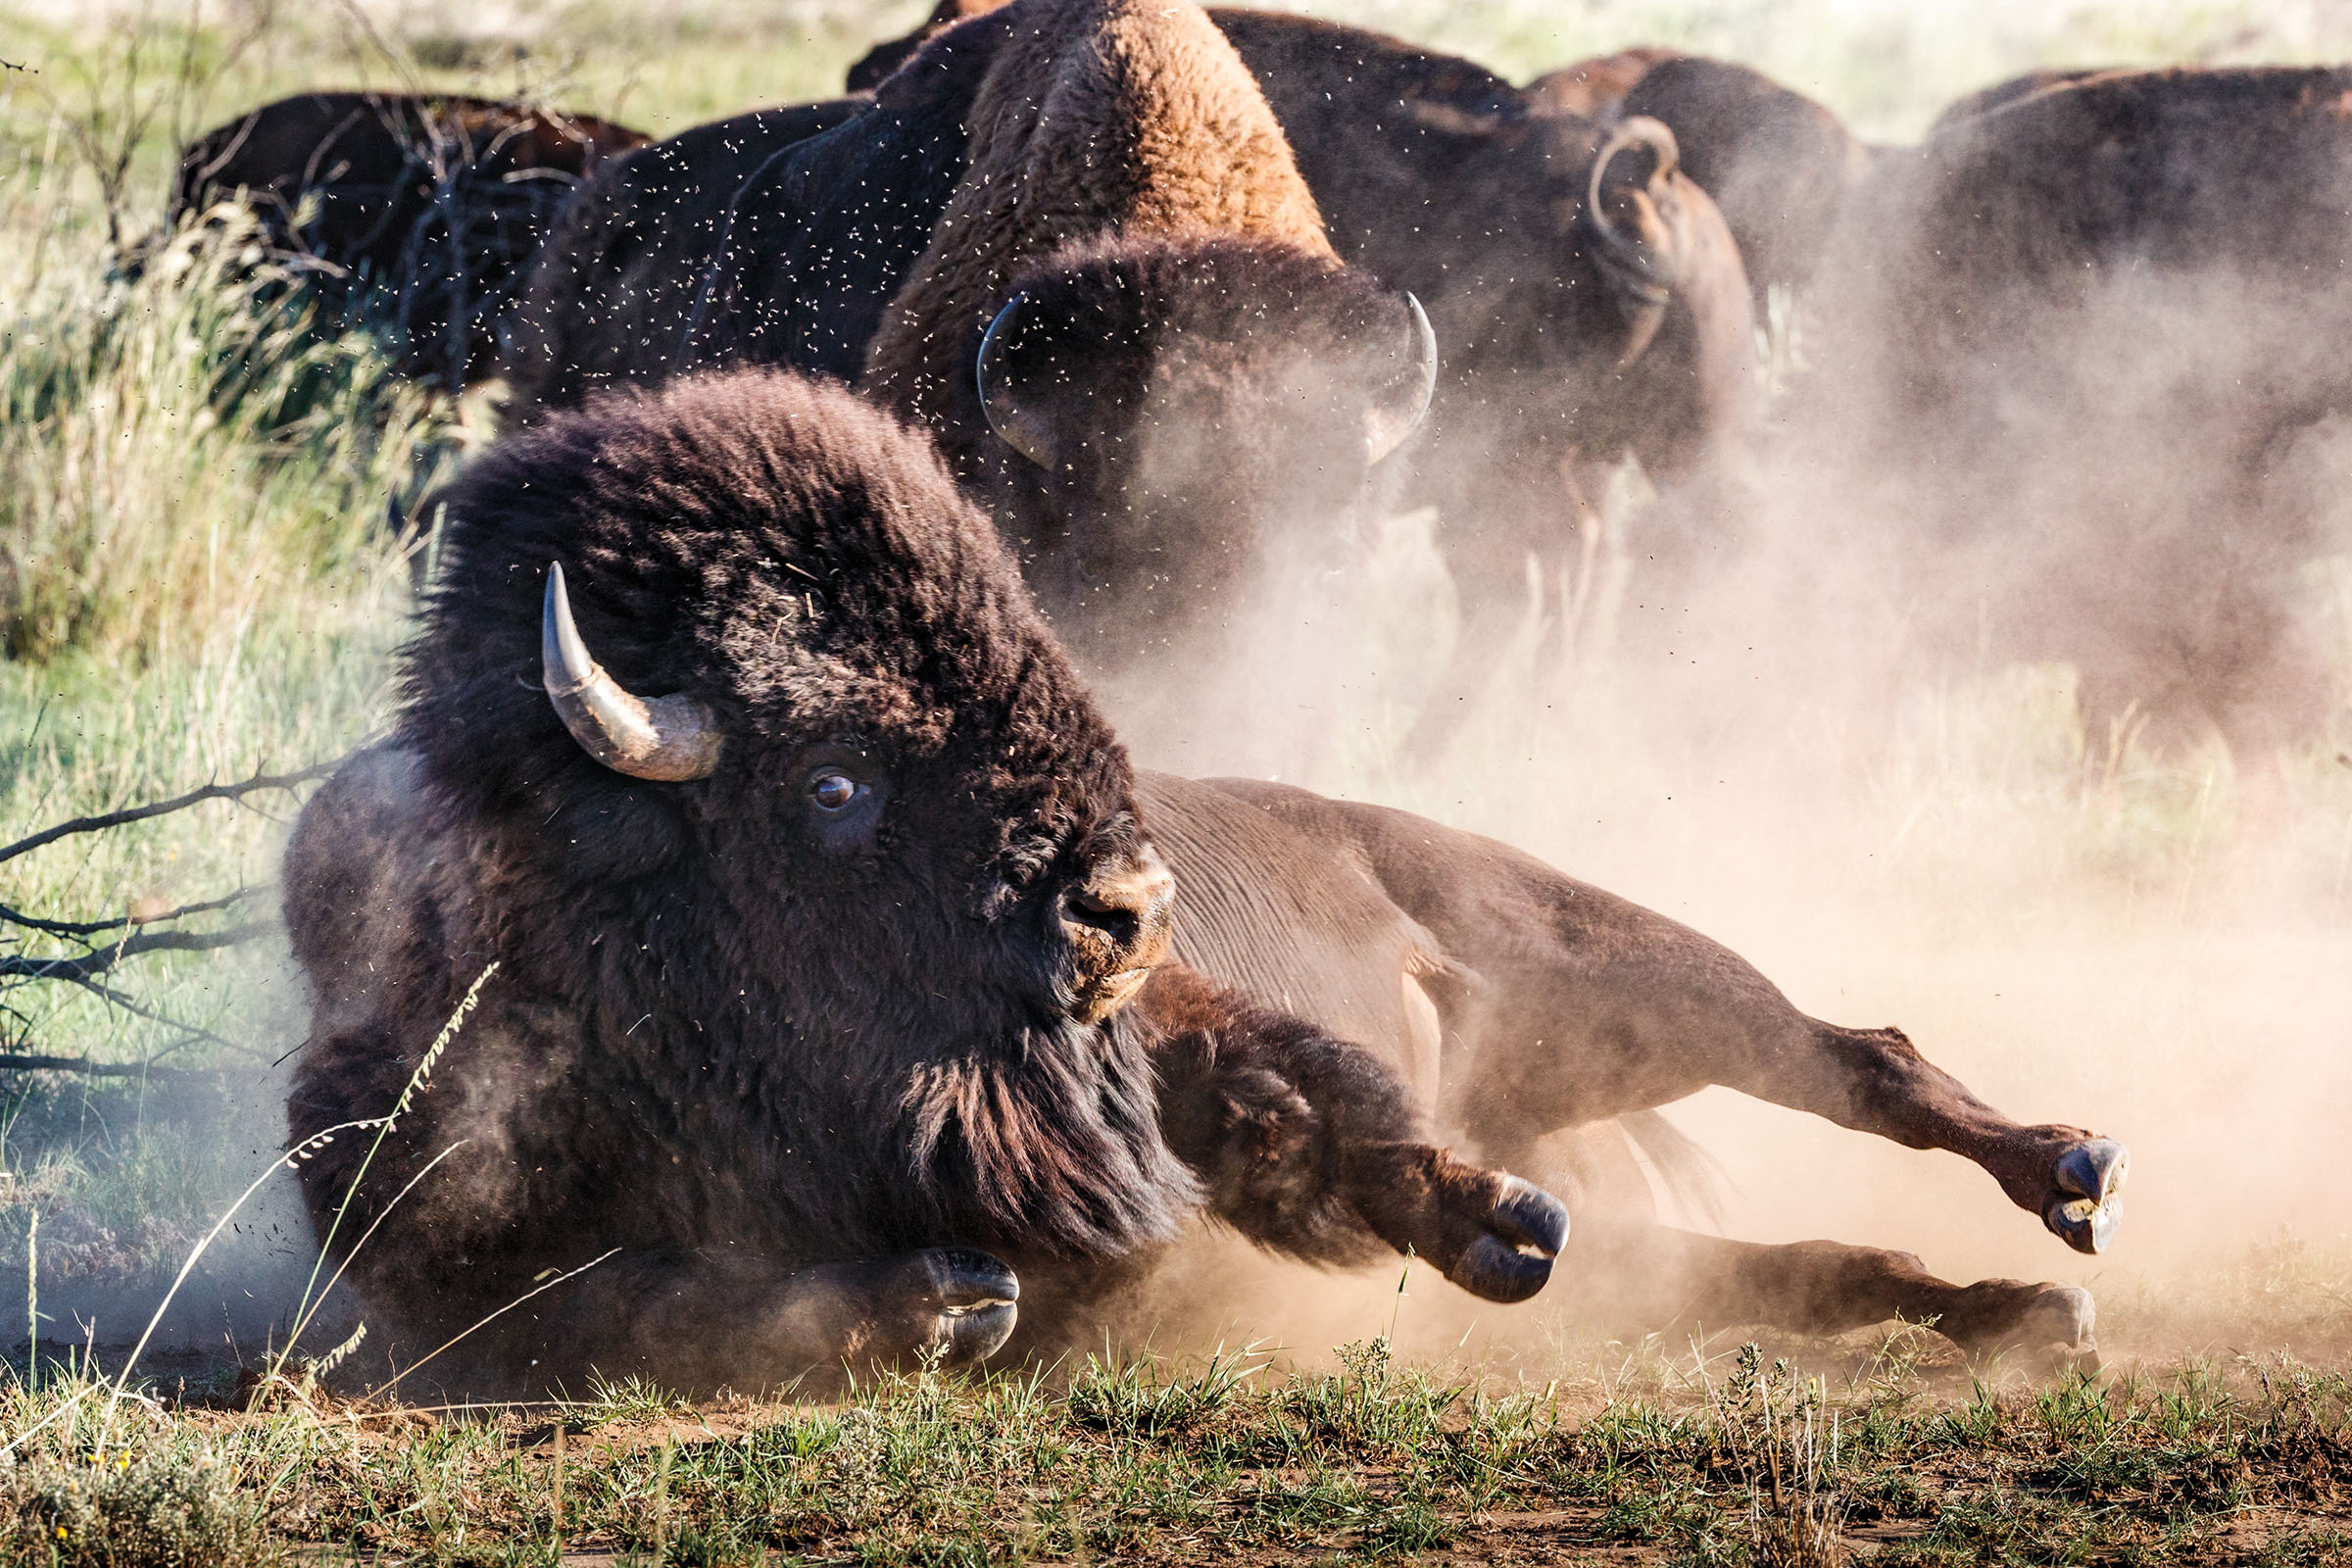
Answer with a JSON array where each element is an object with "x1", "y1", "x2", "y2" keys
[
  {"x1": 1439, "y1": 112, "x2": 1697, "y2": 379},
  {"x1": 407, "y1": 370, "x2": 1185, "y2": 1086},
  {"x1": 955, "y1": 235, "x2": 1435, "y2": 672}
]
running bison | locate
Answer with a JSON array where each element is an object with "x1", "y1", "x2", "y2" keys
[
  {"x1": 172, "y1": 92, "x2": 646, "y2": 387},
  {"x1": 283, "y1": 370, "x2": 1559, "y2": 1395},
  {"x1": 1525, "y1": 51, "x2": 1876, "y2": 307},
  {"x1": 504, "y1": 0, "x2": 1438, "y2": 692},
  {"x1": 284, "y1": 369, "x2": 2130, "y2": 1394},
  {"x1": 1795, "y1": 66, "x2": 2352, "y2": 764}
]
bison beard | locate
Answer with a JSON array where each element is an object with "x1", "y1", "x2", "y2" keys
[{"x1": 281, "y1": 370, "x2": 1561, "y2": 1396}]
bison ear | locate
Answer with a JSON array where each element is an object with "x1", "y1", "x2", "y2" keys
[
  {"x1": 1581, "y1": 116, "x2": 1685, "y2": 368},
  {"x1": 1364, "y1": 292, "x2": 1439, "y2": 466},
  {"x1": 975, "y1": 292, "x2": 1065, "y2": 470}
]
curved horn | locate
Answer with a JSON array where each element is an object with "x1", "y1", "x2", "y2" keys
[
  {"x1": 542, "y1": 563, "x2": 721, "y2": 782},
  {"x1": 1581, "y1": 116, "x2": 1682, "y2": 368},
  {"x1": 975, "y1": 292, "x2": 1061, "y2": 469},
  {"x1": 1364, "y1": 292, "x2": 1440, "y2": 465}
]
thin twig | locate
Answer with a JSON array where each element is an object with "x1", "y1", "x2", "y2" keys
[
  {"x1": 58, "y1": 977, "x2": 255, "y2": 1060},
  {"x1": 0, "y1": 887, "x2": 257, "y2": 939},
  {"x1": 0, "y1": 1053, "x2": 219, "y2": 1079},
  {"x1": 0, "y1": 764, "x2": 332, "y2": 867},
  {"x1": 0, "y1": 924, "x2": 267, "y2": 981}
]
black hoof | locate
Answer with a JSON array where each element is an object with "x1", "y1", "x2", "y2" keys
[
  {"x1": 1446, "y1": 1176, "x2": 1570, "y2": 1304},
  {"x1": 918, "y1": 1247, "x2": 1019, "y2": 1364},
  {"x1": 2041, "y1": 1139, "x2": 2129, "y2": 1255}
]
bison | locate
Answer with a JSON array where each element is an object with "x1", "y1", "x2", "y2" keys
[
  {"x1": 172, "y1": 91, "x2": 647, "y2": 388},
  {"x1": 1525, "y1": 52, "x2": 1877, "y2": 307},
  {"x1": 283, "y1": 369, "x2": 1563, "y2": 1394},
  {"x1": 1792, "y1": 66, "x2": 2352, "y2": 767},
  {"x1": 503, "y1": 0, "x2": 1438, "y2": 706},
  {"x1": 842, "y1": 6, "x2": 1764, "y2": 748},
  {"x1": 498, "y1": 95, "x2": 872, "y2": 409},
  {"x1": 284, "y1": 368, "x2": 2130, "y2": 1394},
  {"x1": 1200, "y1": 12, "x2": 1758, "y2": 745}
]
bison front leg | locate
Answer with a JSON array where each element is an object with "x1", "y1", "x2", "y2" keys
[
  {"x1": 1561, "y1": 1218, "x2": 2099, "y2": 1366},
  {"x1": 1144, "y1": 965, "x2": 1570, "y2": 1302},
  {"x1": 546, "y1": 1246, "x2": 1021, "y2": 1391},
  {"x1": 401, "y1": 1245, "x2": 1021, "y2": 1397}
]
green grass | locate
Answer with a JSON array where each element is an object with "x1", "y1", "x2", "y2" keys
[{"x1": 1, "y1": 1335, "x2": 2347, "y2": 1564}]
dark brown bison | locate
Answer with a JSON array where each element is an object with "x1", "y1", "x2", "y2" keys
[
  {"x1": 505, "y1": 0, "x2": 1438, "y2": 702},
  {"x1": 1526, "y1": 50, "x2": 1875, "y2": 306},
  {"x1": 1794, "y1": 66, "x2": 2352, "y2": 764},
  {"x1": 282, "y1": 369, "x2": 1563, "y2": 1394},
  {"x1": 1200, "y1": 12, "x2": 1758, "y2": 745},
  {"x1": 498, "y1": 96, "x2": 872, "y2": 408},
  {"x1": 172, "y1": 92, "x2": 647, "y2": 387},
  {"x1": 285, "y1": 368, "x2": 2130, "y2": 1393},
  {"x1": 1603, "y1": 56, "x2": 1875, "y2": 306}
]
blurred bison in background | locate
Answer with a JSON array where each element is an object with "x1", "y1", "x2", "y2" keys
[
  {"x1": 1206, "y1": 12, "x2": 1757, "y2": 744},
  {"x1": 1793, "y1": 66, "x2": 2352, "y2": 767},
  {"x1": 829, "y1": 7, "x2": 1758, "y2": 748},
  {"x1": 1527, "y1": 50, "x2": 1875, "y2": 307},
  {"x1": 172, "y1": 91, "x2": 645, "y2": 387},
  {"x1": 499, "y1": 95, "x2": 871, "y2": 405},
  {"x1": 845, "y1": 0, "x2": 999, "y2": 89},
  {"x1": 506, "y1": 0, "x2": 1437, "y2": 726},
  {"x1": 282, "y1": 369, "x2": 1564, "y2": 1396}
]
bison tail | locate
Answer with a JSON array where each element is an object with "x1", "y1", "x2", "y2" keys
[{"x1": 1620, "y1": 1108, "x2": 1730, "y2": 1234}]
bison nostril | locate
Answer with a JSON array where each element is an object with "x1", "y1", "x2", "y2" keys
[
  {"x1": 1062, "y1": 886, "x2": 1142, "y2": 947},
  {"x1": 1058, "y1": 856, "x2": 1173, "y2": 961}
]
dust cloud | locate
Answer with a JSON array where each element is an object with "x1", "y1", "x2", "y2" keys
[{"x1": 1097, "y1": 108, "x2": 2352, "y2": 1374}]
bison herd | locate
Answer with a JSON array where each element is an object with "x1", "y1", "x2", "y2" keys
[{"x1": 201, "y1": 0, "x2": 2352, "y2": 1392}]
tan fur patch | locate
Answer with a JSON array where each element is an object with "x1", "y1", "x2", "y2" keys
[{"x1": 858, "y1": 0, "x2": 1334, "y2": 426}]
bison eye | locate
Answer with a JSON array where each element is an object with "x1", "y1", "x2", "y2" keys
[{"x1": 808, "y1": 769, "x2": 860, "y2": 812}]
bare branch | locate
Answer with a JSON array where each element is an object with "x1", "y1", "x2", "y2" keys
[
  {"x1": 0, "y1": 1052, "x2": 219, "y2": 1080},
  {"x1": 0, "y1": 887, "x2": 258, "y2": 939},
  {"x1": 0, "y1": 924, "x2": 270, "y2": 983},
  {"x1": 0, "y1": 764, "x2": 332, "y2": 867}
]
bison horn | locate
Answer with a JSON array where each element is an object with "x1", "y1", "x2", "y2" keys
[
  {"x1": 541, "y1": 563, "x2": 721, "y2": 782},
  {"x1": 1364, "y1": 292, "x2": 1439, "y2": 466},
  {"x1": 976, "y1": 292, "x2": 1062, "y2": 470},
  {"x1": 1581, "y1": 116, "x2": 1682, "y2": 369}
]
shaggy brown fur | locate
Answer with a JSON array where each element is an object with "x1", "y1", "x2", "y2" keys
[
  {"x1": 1523, "y1": 47, "x2": 1681, "y2": 118},
  {"x1": 507, "y1": 0, "x2": 1435, "y2": 686},
  {"x1": 282, "y1": 369, "x2": 1561, "y2": 1395},
  {"x1": 857, "y1": 0, "x2": 1335, "y2": 426},
  {"x1": 1927, "y1": 67, "x2": 2119, "y2": 134},
  {"x1": 1797, "y1": 66, "x2": 2352, "y2": 760},
  {"x1": 170, "y1": 92, "x2": 645, "y2": 387}
]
